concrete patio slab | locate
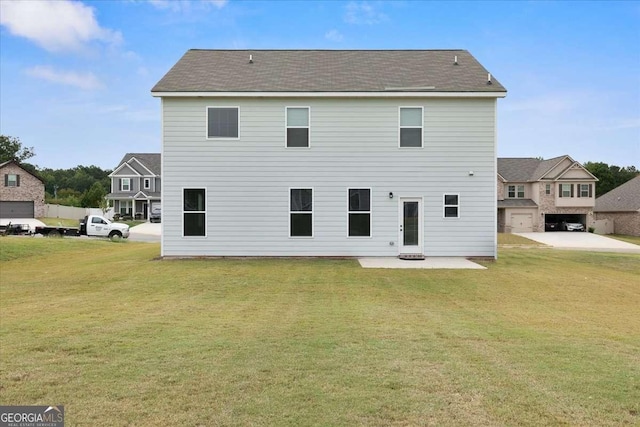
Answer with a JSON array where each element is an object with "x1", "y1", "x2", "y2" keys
[{"x1": 358, "y1": 257, "x2": 487, "y2": 269}]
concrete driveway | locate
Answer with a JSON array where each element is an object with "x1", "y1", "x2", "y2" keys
[
  {"x1": 515, "y1": 232, "x2": 640, "y2": 253},
  {"x1": 128, "y1": 222, "x2": 161, "y2": 242}
]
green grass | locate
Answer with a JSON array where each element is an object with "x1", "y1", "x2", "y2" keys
[
  {"x1": 608, "y1": 234, "x2": 640, "y2": 246},
  {"x1": 498, "y1": 232, "x2": 546, "y2": 246},
  {"x1": 1, "y1": 238, "x2": 639, "y2": 426}
]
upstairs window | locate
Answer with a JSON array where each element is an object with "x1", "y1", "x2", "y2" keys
[
  {"x1": 207, "y1": 107, "x2": 239, "y2": 139},
  {"x1": 545, "y1": 184, "x2": 551, "y2": 195},
  {"x1": 286, "y1": 107, "x2": 310, "y2": 148},
  {"x1": 290, "y1": 188, "x2": 313, "y2": 237},
  {"x1": 183, "y1": 188, "x2": 206, "y2": 237},
  {"x1": 399, "y1": 107, "x2": 423, "y2": 148},
  {"x1": 348, "y1": 188, "x2": 371, "y2": 237},
  {"x1": 121, "y1": 178, "x2": 131, "y2": 192},
  {"x1": 5, "y1": 174, "x2": 19, "y2": 187},
  {"x1": 444, "y1": 194, "x2": 460, "y2": 218},
  {"x1": 578, "y1": 184, "x2": 592, "y2": 198},
  {"x1": 144, "y1": 178, "x2": 151, "y2": 189},
  {"x1": 508, "y1": 185, "x2": 524, "y2": 198},
  {"x1": 559, "y1": 184, "x2": 573, "y2": 198}
]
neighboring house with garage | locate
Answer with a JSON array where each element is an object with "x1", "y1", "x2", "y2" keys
[
  {"x1": 594, "y1": 175, "x2": 640, "y2": 236},
  {"x1": 497, "y1": 155, "x2": 597, "y2": 233},
  {"x1": 151, "y1": 49, "x2": 507, "y2": 258},
  {"x1": 106, "y1": 153, "x2": 161, "y2": 220},
  {"x1": 0, "y1": 160, "x2": 45, "y2": 219}
]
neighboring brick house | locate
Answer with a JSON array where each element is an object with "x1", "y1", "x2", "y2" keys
[
  {"x1": 498, "y1": 155, "x2": 597, "y2": 232},
  {"x1": 0, "y1": 160, "x2": 45, "y2": 218},
  {"x1": 594, "y1": 175, "x2": 640, "y2": 236}
]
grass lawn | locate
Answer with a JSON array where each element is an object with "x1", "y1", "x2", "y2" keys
[
  {"x1": 1, "y1": 239, "x2": 639, "y2": 426},
  {"x1": 608, "y1": 234, "x2": 640, "y2": 246},
  {"x1": 497, "y1": 232, "x2": 546, "y2": 247}
]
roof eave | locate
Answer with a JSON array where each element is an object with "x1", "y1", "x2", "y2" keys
[{"x1": 151, "y1": 90, "x2": 507, "y2": 98}]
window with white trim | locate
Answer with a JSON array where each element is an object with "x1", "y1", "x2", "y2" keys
[
  {"x1": 348, "y1": 188, "x2": 371, "y2": 237},
  {"x1": 5, "y1": 174, "x2": 18, "y2": 187},
  {"x1": 444, "y1": 194, "x2": 459, "y2": 218},
  {"x1": 290, "y1": 188, "x2": 313, "y2": 237},
  {"x1": 120, "y1": 200, "x2": 132, "y2": 215},
  {"x1": 399, "y1": 107, "x2": 423, "y2": 148},
  {"x1": 121, "y1": 178, "x2": 131, "y2": 192},
  {"x1": 560, "y1": 183, "x2": 573, "y2": 198},
  {"x1": 507, "y1": 185, "x2": 524, "y2": 198},
  {"x1": 183, "y1": 188, "x2": 206, "y2": 237},
  {"x1": 207, "y1": 107, "x2": 239, "y2": 139},
  {"x1": 545, "y1": 184, "x2": 551, "y2": 195},
  {"x1": 579, "y1": 184, "x2": 592, "y2": 198},
  {"x1": 286, "y1": 107, "x2": 310, "y2": 148},
  {"x1": 144, "y1": 178, "x2": 151, "y2": 189}
]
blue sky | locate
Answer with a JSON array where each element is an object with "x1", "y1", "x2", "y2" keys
[{"x1": 1, "y1": 0, "x2": 638, "y2": 170}]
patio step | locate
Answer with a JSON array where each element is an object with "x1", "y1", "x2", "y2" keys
[{"x1": 398, "y1": 253, "x2": 425, "y2": 260}]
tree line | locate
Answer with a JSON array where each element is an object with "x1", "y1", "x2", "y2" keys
[
  {"x1": 1, "y1": 135, "x2": 112, "y2": 208},
  {"x1": 1, "y1": 134, "x2": 638, "y2": 207}
]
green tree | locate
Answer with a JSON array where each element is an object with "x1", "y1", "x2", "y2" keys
[
  {"x1": 81, "y1": 182, "x2": 107, "y2": 208},
  {"x1": 584, "y1": 161, "x2": 639, "y2": 197},
  {"x1": 0, "y1": 135, "x2": 35, "y2": 163}
]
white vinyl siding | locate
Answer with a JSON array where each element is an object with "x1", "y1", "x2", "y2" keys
[{"x1": 161, "y1": 97, "x2": 497, "y2": 257}]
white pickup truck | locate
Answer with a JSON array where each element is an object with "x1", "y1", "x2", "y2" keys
[{"x1": 35, "y1": 215, "x2": 130, "y2": 239}]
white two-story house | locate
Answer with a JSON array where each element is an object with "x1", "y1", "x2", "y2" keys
[
  {"x1": 106, "y1": 153, "x2": 161, "y2": 220},
  {"x1": 151, "y1": 49, "x2": 507, "y2": 258},
  {"x1": 497, "y1": 155, "x2": 597, "y2": 232}
]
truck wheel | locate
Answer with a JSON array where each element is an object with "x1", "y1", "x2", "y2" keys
[
  {"x1": 109, "y1": 231, "x2": 122, "y2": 241},
  {"x1": 48, "y1": 230, "x2": 62, "y2": 238}
]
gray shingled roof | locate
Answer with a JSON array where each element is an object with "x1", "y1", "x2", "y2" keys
[
  {"x1": 595, "y1": 175, "x2": 640, "y2": 212},
  {"x1": 151, "y1": 50, "x2": 506, "y2": 93},
  {"x1": 498, "y1": 156, "x2": 571, "y2": 182},
  {"x1": 117, "y1": 153, "x2": 161, "y2": 175},
  {"x1": 498, "y1": 199, "x2": 538, "y2": 208}
]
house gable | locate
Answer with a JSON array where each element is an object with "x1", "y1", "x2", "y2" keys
[
  {"x1": 127, "y1": 157, "x2": 156, "y2": 176},
  {"x1": 110, "y1": 163, "x2": 140, "y2": 177}
]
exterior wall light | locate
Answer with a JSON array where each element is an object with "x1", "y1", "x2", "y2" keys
[{"x1": 389, "y1": 192, "x2": 394, "y2": 199}]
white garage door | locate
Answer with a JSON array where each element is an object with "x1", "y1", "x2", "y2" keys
[
  {"x1": 511, "y1": 213, "x2": 533, "y2": 232},
  {"x1": 0, "y1": 201, "x2": 35, "y2": 218}
]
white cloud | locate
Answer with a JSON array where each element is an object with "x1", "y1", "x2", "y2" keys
[
  {"x1": 325, "y1": 29, "x2": 344, "y2": 42},
  {"x1": 148, "y1": 0, "x2": 227, "y2": 12},
  {"x1": 26, "y1": 66, "x2": 103, "y2": 90},
  {"x1": 0, "y1": 0, "x2": 122, "y2": 53},
  {"x1": 344, "y1": 1, "x2": 388, "y2": 25}
]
